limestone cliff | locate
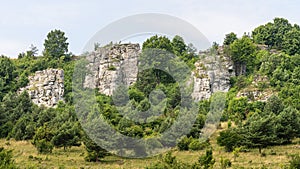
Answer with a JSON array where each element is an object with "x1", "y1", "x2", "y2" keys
[
  {"x1": 19, "y1": 69, "x2": 64, "y2": 107},
  {"x1": 84, "y1": 44, "x2": 235, "y2": 101},
  {"x1": 192, "y1": 50, "x2": 235, "y2": 101},
  {"x1": 84, "y1": 43, "x2": 140, "y2": 95}
]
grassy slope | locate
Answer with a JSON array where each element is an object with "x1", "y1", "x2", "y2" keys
[{"x1": 1, "y1": 123, "x2": 299, "y2": 169}]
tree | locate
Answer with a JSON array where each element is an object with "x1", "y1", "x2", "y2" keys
[
  {"x1": 275, "y1": 106, "x2": 300, "y2": 144},
  {"x1": 227, "y1": 97, "x2": 249, "y2": 123},
  {"x1": 263, "y1": 95, "x2": 284, "y2": 115},
  {"x1": 51, "y1": 121, "x2": 82, "y2": 150},
  {"x1": 26, "y1": 44, "x2": 38, "y2": 57},
  {"x1": 252, "y1": 17, "x2": 292, "y2": 49},
  {"x1": 43, "y1": 29, "x2": 69, "y2": 59},
  {"x1": 0, "y1": 56, "x2": 16, "y2": 100},
  {"x1": 171, "y1": 35, "x2": 187, "y2": 56},
  {"x1": 223, "y1": 32, "x2": 237, "y2": 46},
  {"x1": 282, "y1": 27, "x2": 300, "y2": 55},
  {"x1": 291, "y1": 66, "x2": 300, "y2": 85},
  {"x1": 142, "y1": 35, "x2": 173, "y2": 53},
  {"x1": 32, "y1": 125, "x2": 54, "y2": 154},
  {"x1": 229, "y1": 35, "x2": 257, "y2": 75},
  {"x1": 217, "y1": 128, "x2": 243, "y2": 152},
  {"x1": 83, "y1": 135, "x2": 108, "y2": 162},
  {"x1": 243, "y1": 113, "x2": 277, "y2": 154}
]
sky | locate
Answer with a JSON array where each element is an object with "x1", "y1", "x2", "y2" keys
[{"x1": 1, "y1": 0, "x2": 300, "y2": 57}]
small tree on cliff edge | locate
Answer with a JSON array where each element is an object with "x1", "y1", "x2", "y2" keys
[{"x1": 43, "y1": 29, "x2": 69, "y2": 59}]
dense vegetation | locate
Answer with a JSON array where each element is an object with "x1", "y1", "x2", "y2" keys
[{"x1": 0, "y1": 17, "x2": 299, "y2": 168}]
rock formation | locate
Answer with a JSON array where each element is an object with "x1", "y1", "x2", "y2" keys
[
  {"x1": 84, "y1": 43, "x2": 140, "y2": 95},
  {"x1": 19, "y1": 69, "x2": 64, "y2": 107},
  {"x1": 237, "y1": 75, "x2": 273, "y2": 102},
  {"x1": 84, "y1": 44, "x2": 235, "y2": 101},
  {"x1": 192, "y1": 50, "x2": 235, "y2": 101}
]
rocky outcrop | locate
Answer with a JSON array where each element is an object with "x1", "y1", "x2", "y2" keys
[
  {"x1": 83, "y1": 44, "x2": 235, "y2": 101},
  {"x1": 237, "y1": 75, "x2": 273, "y2": 102},
  {"x1": 19, "y1": 69, "x2": 64, "y2": 107},
  {"x1": 84, "y1": 43, "x2": 140, "y2": 95},
  {"x1": 192, "y1": 51, "x2": 235, "y2": 101}
]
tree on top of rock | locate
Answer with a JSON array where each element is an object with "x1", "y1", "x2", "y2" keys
[{"x1": 43, "y1": 29, "x2": 69, "y2": 59}]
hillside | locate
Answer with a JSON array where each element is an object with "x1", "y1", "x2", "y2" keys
[{"x1": 0, "y1": 18, "x2": 299, "y2": 168}]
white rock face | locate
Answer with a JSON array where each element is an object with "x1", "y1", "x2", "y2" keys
[
  {"x1": 192, "y1": 52, "x2": 235, "y2": 101},
  {"x1": 84, "y1": 43, "x2": 140, "y2": 95},
  {"x1": 84, "y1": 44, "x2": 235, "y2": 101},
  {"x1": 19, "y1": 69, "x2": 64, "y2": 107}
]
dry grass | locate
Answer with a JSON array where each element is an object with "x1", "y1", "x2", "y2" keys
[{"x1": 0, "y1": 123, "x2": 299, "y2": 169}]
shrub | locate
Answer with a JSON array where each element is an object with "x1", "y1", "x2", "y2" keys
[
  {"x1": 287, "y1": 154, "x2": 300, "y2": 169},
  {"x1": 199, "y1": 149, "x2": 215, "y2": 169},
  {"x1": 34, "y1": 139, "x2": 53, "y2": 154},
  {"x1": 0, "y1": 147, "x2": 18, "y2": 169},
  {"x1": 220, "y1": 157, "x2": 232, "y2": 169},
  {"x1": 188, "y1": 139, "x2": 209, "y2": 151},
  {"x1": 177, "y1": 136, "x2": 192, "y2": 151}
]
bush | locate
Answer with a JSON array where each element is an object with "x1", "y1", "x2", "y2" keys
[
  {"x1": 287, "y1": 154, "x2": 300, "y2": 169},
  {"x1": 188, "y1": 139, "x2": 209, "y2": 151},
  {"x1": 217, "y1": 128, "x2": 242, "y2": 152},
  {"x1": 145, "y1": 152, "x2": 193, "y2": 169},
  {"x1": 177, "y1": 136, "x2": 192, "y2": 151},
  {"x1": 198, "y1": 149, "x2": 215, "y2": 169},
  {"x1": 220, "y1": 157, "x2": 231, "y2": 169},
  {"x1": 0, "y1": 147, "x2": 18, "y2": 169},
  {"x1": 34, "y1": 139, "x2": 54, "y2": 154}
]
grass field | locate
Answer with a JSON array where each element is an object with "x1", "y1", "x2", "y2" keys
[{"x1": 1, "y1": 123, "x2": 299, "y2": 169}]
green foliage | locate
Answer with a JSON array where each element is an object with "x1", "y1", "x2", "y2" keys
[
  {"x1": 263, "y1": 95, "x2": 284, "y2": 115},
  {"x1": 229, "y1": 35, "x2": 257, "y2": 75},
  {"x1": 142, "y1": 35, "x2": 173, "y2": 53},
  {"x1": 220, "y1": 157, "x2": 231, "y2": 169},
  {"x1": 223, "y1": 32, "x2": 238, "y2": 46},
  {"x1": 227, "y1": 97, "x2": 249, "y2": 123},
  {"x1": 286, "y1": 154, "x2": 300, "y2": 169},
  {"x1": 188, "y1": 139, "x2": 209, "y2": 151},
  {"x1": 252, "y1": 17, "x2": 300, "y2": 55},
  {"x1": 142, "y1": 35, "x2": 198, "y2": 69},
  {"x1": 32, "y1": 125, "x2": 54, "y2": 154},
  {"x1": 198, "y1": 149, "x2": 215, "y2": 169},
  {"x1": 0, "y1": 147, "x2": 18, "y2": 169},
  {"x1": 33, "y1": 139, "x2": 54, "y2": 154},
  {"x1": 275, "y1": 106, "x2": 300, "y2": 143},
  {"x1": 43, "y1": 29, "x2": 69, "y2": 59},
  {"x1": 171, "y1": 35, "x2": 187, "y2": 56},
  {"x1": 83, "y1": 135, "x2": 108, "y2": 162},
  {"x1": 217, "y1": 128, "x2": 242, "y2": 152},
  {"x1": 218, "y1": 105, "x2": 300, "y2": 153},
  {"x1": 252, "y1": 18, "x2": 292, "y2": 49},
  {"x1": 51, "y1": 121, "x2": 82, "y2": 150},
  {"x1": 145, "y1": 152, "x2": 193, "y2": 169},
  {"x1": 0, "y1": 56, "x2": 17, "y2": 100},
  {"x1": 177, "y1": 136, "x2": 193, "y2": 151}
]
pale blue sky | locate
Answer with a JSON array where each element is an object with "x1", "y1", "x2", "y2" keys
[{"x1": 1, "y1": 0, "x2": 300, "y2": 57}]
